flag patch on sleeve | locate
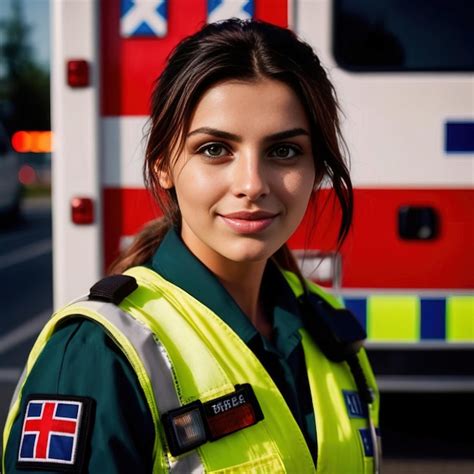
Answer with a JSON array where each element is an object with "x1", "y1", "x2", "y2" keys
[{"x1": 17, "y1": 394, "x2": 94, "y2": 472}]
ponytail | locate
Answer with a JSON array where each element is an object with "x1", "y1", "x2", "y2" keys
[{"x1": 108, "y1": 217, "x2": 172, "y2": 275}]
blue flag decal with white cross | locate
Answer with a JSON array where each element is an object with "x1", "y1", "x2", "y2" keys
[
  {"x1": 207, "y1": 0, "x2": 254, "y2": 23},
  {"x1": 121, "y1": 0, "x2": 168, "y2": 38}
]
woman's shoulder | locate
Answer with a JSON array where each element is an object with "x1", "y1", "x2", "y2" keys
[
  {"x1": 4, "y1": 316, "x2": 155, "y2": 472},
  {"x1": 46, "y1": 316, "x2": 108, "y2": 349},
  {"x1": 24, "y1": 315, "x2": 142, "y2": 392},
  {"x1": 280, "y1": 269, "x2": 343, "y2": 309},
  {"x1": 305, "y1": 280, "x2": 343, "y2": 309}
]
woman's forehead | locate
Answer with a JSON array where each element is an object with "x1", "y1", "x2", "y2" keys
[{"x1": 187, "y1": 78, "x2": 310, "y2": 137}]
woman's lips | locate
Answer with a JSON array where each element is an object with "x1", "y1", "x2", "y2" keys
[{"x1": 219, "y1": 211, "x2": 278, "y2": 234}]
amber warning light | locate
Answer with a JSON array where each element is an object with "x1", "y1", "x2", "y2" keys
[{"x1": 11, "y1": 131, "x2": 53, "y2": 153}]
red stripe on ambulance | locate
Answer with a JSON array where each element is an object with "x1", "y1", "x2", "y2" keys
[{"x1": 103, "y1": 188, "x2": 473, "y2": 289}]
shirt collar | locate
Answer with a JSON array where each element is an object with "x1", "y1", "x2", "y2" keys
[
  {"x1": 261, "y1": 262, "x2": 304, "y2": 358},
  {"x1": 150, "y1": 228, "x2": 304, "y2": 354},
  {"x1": 151, "y1": 228, "x2": 257, "y2": 342}
]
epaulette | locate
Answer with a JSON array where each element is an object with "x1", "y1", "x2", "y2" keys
[
  {"x1": 298, "y1": 292, "x2": 366, "y2": 362},
  {"x1": 88, "y1": 275, "x2": 138, "y2": 305}
]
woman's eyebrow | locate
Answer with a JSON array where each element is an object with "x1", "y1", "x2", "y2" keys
[
  {"x1": 267, "y1": 128, "x2": 310, "y2": 141},
  {"x1": 187, "y1": 127, "x2": 241, "y2": 141},
  {"x1": 187, "y1": 127, "x2": 310, "y2": 142}
]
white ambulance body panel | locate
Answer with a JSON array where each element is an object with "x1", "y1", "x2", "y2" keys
[
  {"x1": 51, "y1": 0, "x2": 101, "y2": 306},
  {"x1": 297, "y1": 1, "x2": 473, "y2": 188}
]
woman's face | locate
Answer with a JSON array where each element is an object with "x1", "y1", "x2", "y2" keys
[{"x1": 159, "y1": 78, "x2": 316, "y2": 268}]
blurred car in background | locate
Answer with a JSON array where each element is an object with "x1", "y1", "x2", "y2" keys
[{"x1": 0, "y1": 123, "x2": 22, "y2": 222}]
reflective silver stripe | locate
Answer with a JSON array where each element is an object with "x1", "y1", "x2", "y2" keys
[
  {"x1": 67, "y1": 300, "x2": 204, "y2": 473},
  {"x1": 9, "y1": 366, "x2": 27, "y2": 411},
  {"x1": 78, "y1": 300, "x2": 179, "y2": 412}
]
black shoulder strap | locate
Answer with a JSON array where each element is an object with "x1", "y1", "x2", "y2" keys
[
  {"x1": 298, "y1": 291, "x2": 366, "y2": 363},
  {"x1": 299, "y1": 290, "x2": 374, "y2": 402},
  {"x1": 88, "y1": 275, "x2": 138, "y2": 305}
]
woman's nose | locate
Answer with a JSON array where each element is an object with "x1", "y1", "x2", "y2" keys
[{"x1": 231, "y1": 152, "x2": 270, "y2": 201}]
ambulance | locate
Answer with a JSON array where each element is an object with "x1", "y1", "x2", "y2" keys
[{"x1": 51, "y1": 0, "x2": 474, "y2": 392}]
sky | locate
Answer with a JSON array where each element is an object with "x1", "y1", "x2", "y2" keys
[{"x1": 0, "y1": 0, "x2": 50, "y2": 67}]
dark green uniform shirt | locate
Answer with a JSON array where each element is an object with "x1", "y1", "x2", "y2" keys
[
  {"x1": 151, "y1": 230, "x2": 316, "y2": 454},
  {"x1": 4, "y1": 229, "x2": 316, "y2": 473}
]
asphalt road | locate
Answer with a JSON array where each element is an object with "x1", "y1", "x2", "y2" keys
[
  {"x1": 0, "y1": 197, "x2": 472, "y2": 473},
  {"x1": 0, "y1": 197, "x2": 53, "y2": 441}
]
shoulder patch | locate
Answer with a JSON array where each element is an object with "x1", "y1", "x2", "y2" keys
[{"x1": 17, "y1": 394, "x2": 95, "y2": 472}]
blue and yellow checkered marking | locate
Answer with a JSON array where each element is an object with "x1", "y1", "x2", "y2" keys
[
  {"x1": 342, "y1": 295, "x2": 474, "y2": 342},
  {"x1": 420, "y1": 298, "x2": 445, "y2": 340}
]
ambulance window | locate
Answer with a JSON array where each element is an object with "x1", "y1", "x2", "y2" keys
[{"x1": 332, "y1": 0, "x2": 474, "y2": 71}]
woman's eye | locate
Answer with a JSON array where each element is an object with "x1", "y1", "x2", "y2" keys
[
  {"x1": 198, "y1": 143, "x2": 228, "y2": 158},
  {"x1": 269, "y1": 145, "x2": 301, "y2": 159}
]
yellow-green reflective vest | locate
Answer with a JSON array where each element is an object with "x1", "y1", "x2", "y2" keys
[{"x1": 4, "y1": 266, "x2": 379, "y2": 473}]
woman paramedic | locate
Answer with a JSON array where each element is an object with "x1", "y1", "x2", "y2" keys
[{"x1": 3, "y1": 19, "x2": 380, "y2": 473}]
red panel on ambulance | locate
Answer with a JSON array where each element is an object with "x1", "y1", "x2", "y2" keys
[
  {"x1": 289, "y1": 188, "x2": 474, "y2": 289},
  {"x1": 104, "y1": 187, "x2": 474, "y2": 289},
  {"x1": 101, "y1": 0, "x2": 288, "y2": 116}
]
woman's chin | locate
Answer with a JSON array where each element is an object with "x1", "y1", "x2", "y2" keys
[{"x1": 220, "y1": 240, "x2": 280, "y2": 264}]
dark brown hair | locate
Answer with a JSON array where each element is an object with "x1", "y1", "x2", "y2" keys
[{"x1": 110, "y1": 19, "x2": 352, "y2": 275}]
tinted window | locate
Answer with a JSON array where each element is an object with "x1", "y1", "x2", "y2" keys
[{"x1": 333, "y1": 0, "x2": 474, "y2": 71}]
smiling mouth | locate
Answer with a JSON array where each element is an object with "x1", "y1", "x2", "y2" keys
[{"x1": 219, "y1": 211, "x2": 278, "y2": 234}]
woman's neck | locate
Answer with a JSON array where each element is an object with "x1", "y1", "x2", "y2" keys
[
  {"x1": 205, "y1": 257, "x2": 272, "y2": 337},
  {"x1": 179, "y1": 227, "x2": 272, "y2": 337}
]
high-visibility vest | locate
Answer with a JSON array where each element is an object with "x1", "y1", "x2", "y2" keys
[{"x1": 4, "y1": 266, "x2": 379, "y2": 473}]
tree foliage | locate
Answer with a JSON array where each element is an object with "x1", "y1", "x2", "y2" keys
[{"x1": 0, "y1": 0, "x2": 50, "y2": 134}]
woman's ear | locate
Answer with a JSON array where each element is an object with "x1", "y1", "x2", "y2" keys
[{"x1": 156, "y1": 166, "x2": 174, "y2": 189}]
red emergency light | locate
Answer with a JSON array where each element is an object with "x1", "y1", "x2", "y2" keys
[
  {"x1": 11, "y1": 131, "x2": 53, "y2": 153},
  {"x1": 67, "y1": 60, "x2": 90, "y2": 87},
  {"x1": 18, "y1": 164, "x2": 37, "y2": 185},
  {"x1": 71, "y1": 197, "x2": 94, "y2": 224}
]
